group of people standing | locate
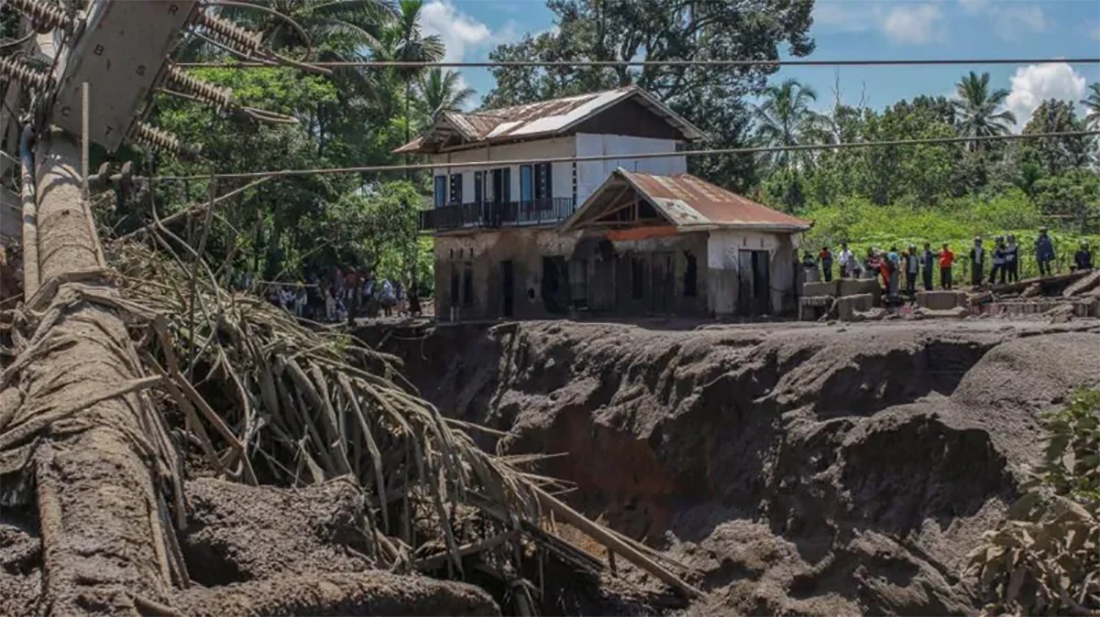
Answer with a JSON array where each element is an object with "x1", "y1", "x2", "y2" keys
[
  {"x1": 804, "y1": 227, "x2": 1094, "y2": 301},
  {"x1": 268, "y1": 267, "x2": 422, "y2": 323}
]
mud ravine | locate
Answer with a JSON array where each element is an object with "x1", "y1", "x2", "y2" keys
[{"x1": 370, "y1": 318, "x2": 1100, "y2": 615}]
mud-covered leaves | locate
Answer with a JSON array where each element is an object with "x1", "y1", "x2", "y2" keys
[
  {"x1": 112, "y1": 242, "x2": 541, "y2": 572},
  {"x1": 967, "y1": 389, "x2": 1100, "y2": 616}
]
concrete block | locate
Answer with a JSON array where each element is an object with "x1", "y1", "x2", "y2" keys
[
  {"x1": 803, "y1": 281, "x2": 838, "y2": 298},
  {"x1": 838, "y1": 277, "x2": 882, "y2": 300},
  {"x1": 799, "y1": 296, "x2": 833, "y2": 321},
  {"x1": 916, "y1": 290, "x2": 963, "y2": 311},
  {"x1": 837, "y1": 293, "x2": 875, "y2": 321}
]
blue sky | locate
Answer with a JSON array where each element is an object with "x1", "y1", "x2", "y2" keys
[{"x1": 419, "y1": 0, "x2": 1100, "y2": 127}]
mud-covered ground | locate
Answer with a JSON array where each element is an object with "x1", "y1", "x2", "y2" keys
[{"x1": 367, "y1": 317, "x2": 1100, "y2": 615}]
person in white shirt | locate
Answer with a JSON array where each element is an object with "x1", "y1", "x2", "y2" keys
[{"x1": 837, "y1": 243, "x2": 855, "y2": 278}]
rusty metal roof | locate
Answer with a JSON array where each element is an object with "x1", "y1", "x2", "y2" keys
[
  {"x1": 394, "y1": 86, "x2": 705, "y2": 154},
  {"x1": 563, "y1": 169, "x2": 812, "y2": 233}
]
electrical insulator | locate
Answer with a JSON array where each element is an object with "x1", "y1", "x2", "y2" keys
[
  {"x1": 165, "y1": 64, "x2": 234, "y2": 110},
  {"x1": 134, "y1": 122, "x2": 201, "y2": 159},
  {"x1": 194, "y1": 9, "x2": 262, "y2": 55},
  {"x1": 5, "y1": 0, "x2": 74, "y2": 31},
  {"x1": 0, "y1": 55, "x2": 53, "y2": 91}
]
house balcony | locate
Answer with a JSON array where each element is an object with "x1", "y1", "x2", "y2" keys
[{"x1": 419, "y1": 197, "x2": 577, "y2": 232}]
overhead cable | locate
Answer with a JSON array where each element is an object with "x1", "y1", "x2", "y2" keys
[
  {"x1": 152, "y1": 130, "x2": 1100, "y2": 182},
  {"x1": 172, "y1": 57, "x2": 1100, "y2": 69}
]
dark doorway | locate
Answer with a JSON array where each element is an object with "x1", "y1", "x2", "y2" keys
[
  {"x1": 683, "y1": 251, "x2": 698, "y2": 297},
  {"x1": 501, "y1": 260, "x2": 515, "y2": 318},
  {"x1": 737, "y1": 250, "x2": 772, "y2": 316},
  {"x1": 541, "y1": 256, "x2": 569, "y2": 315},
  {"x1": 462, "y1": 262, "x2": 474, "y2": 306},
  {"x1": 650, "y1": 252, "x2": 673, "y2": 314},
  {"x1": 450, "y1": 264, "x2": 460, "y2": 308}
]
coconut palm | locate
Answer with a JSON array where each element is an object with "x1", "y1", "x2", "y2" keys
[
  {"x1": 380, "y1": 0, "x2": 443, "y2": 169},
  {"x1": 1083, "y1": 82, "x2": 1100, "y2": 131},
  {"x1": 188, "y1": 0, "x2": 394, "y2": 59},
  {"x1": 752, "y1": 78, "x2": 824, "y2": 171},
  {"x1": 952, "y1": 71, "x2": 1016, "y2": 148},
  {"x1": 418, "y1": 68, "x2": 476, "y2": 119}
]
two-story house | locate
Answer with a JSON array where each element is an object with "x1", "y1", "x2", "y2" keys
[{"x1": 397, "y1": 86, "x2": 810, "y2": 321}]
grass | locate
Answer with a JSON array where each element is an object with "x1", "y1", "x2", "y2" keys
[{"x1": 801, "y1": 191, "x2": 1100, "y2": 280}]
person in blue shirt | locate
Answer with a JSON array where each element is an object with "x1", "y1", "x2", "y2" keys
[
  {"x1": 886, "y1": 246, "x2": 901, "y2": 299},
  {"x1": 1035, "y1": 227, "x2": 1056, "y2": 277},
  {"x1": 921, "y1": 242, "x2": 935, "y2": 291}
]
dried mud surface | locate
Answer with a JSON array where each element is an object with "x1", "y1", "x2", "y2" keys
[{"x1": 376, "y1": 318, "x2": 1100, "y2": 615}]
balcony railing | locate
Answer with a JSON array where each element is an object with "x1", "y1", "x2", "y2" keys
[{"x1": 419, "y1": 197, "x2": 577, "y2": 232}]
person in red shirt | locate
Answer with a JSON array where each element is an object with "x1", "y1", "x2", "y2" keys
[
  {"x1": 818, "y1": 246, "x2": 834, "y2": 282},
  {"x1": 939, "y1": 243, "x2": 954, "y2": 289}
]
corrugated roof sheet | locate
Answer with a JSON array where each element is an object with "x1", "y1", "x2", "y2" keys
[
  {"x1": 394, "y1": 86, "x2": 705, "y2": 153},
  {"x1": 564, "y1": 169, "x2": 812, "y2": 232}
]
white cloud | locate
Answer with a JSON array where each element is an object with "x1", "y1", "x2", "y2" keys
[
  {"x1": 420, "y1": 1, "x2": 493, "y2": 64},
  {"x1": 881, "y1": 4, "x2": 944, "y2": 45},
  {"x1": 989, "y1": 5, "x2": 1048, "y2": 40},
  {"x1": 419, "y1": 1, "x2": 520, "y2": 110},
  {"x1": 814, "y1": 1, "x2": 946, "y2": 44},
  {"x1": 957, "y1": 1, "x2": 1050, "y2": 41},
  {"x1": 1005, "y1": 63, "x2": 1088, "y2": 128},
  {"x1": 813, "y1": 1, "x2": 878, "y2": 33}
]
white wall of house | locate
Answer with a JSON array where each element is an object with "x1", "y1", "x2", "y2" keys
[
  {"x1": 430, "y1": 137, "x2": 574, "y2": 205},
  {"x1": 574, "y1": 133, "x2": 685, "y2": 204},
  {"x1": 428, "y1": 134, "x2": 686, "y2": 207},
  {"x1": 706, "y1": 229, "x2": 798, "y2": 315}
]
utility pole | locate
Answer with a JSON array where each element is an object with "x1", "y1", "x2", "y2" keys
[
  {"x1": 1, "y1": 2, "x2": 302, "y2": 612},
  {"x1": 2, "y1": 2, "x2": 229, "y2": 614}
]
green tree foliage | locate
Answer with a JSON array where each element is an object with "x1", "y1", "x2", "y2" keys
[
  {"x1": 103, "y1": 0, "x2": 461, "y2": 290},
  {"x1": 966, "y1": 390, "x2": 1099, "y2": 616},
  {"x1": 1020, "y1": 99, "x2": 1090, "y2": 176},
  {"x1": 752, "y1": 79, "x2": 824, "y2": 172},
  {"x1": 482, "y1": 0, "x2": 815, "y2": 189},
  {"x1": 1083, "y1": 83, "x2": 1100, "y2": 131},
  {"x1": 953, "y1": 71, "x2": 1017, "y2": 146},
  {"x1": 417, "y1": 68, "x2": 476, "y2": 120}
]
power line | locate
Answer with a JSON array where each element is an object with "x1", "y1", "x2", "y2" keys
[
  {"x1": 154, "y1": 130, "x2": 1100, "y2": 182},
  {"x1": 172, "y1": 57, "x2": 1100, "y2": 69}
]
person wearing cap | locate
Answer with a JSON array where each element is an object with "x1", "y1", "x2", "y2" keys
[
  {"x1": 1035, "y1": 227, "x2": 1055, "y2": 277},
  {"x1": 990, "y1": 236, "x2": 1007, "y2": 285},
  {"x1": 1074, "y1": 240, "x2": 1093, "y2": 271},
  {"x1": 939, "y1": 243, "x2": 955, "y2": 289},
  {"x1": 969, "y1": 236, "x2": 985, "y2": 288},
  {"x1": 1005, "y1": 234, "x2": 1019, "y2": 283},
  {"x1": 886, "y1": 246, "x2": 901, "y2": 299},
  {"x1": 903, "y1": 244, "x2": 920, "y2": 299}
]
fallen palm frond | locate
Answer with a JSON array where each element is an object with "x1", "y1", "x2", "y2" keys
[{"x1": 111, "y1": 240, "x2": 539, "y2": 572}]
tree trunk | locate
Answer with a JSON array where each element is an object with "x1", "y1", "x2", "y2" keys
[
  {"x1": 405, "y1": 78, "x2": 412, "y2": 181},
  {"x1": 18, "y1": 130, "x2": 177, "y2": 616}
]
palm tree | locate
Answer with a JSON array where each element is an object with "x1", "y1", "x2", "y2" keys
[
  {"x1": 418, "y1": 68, "x2": 476, "y2": 119},
  {"x1": 194, "y1": 0, "x2": 394, "y2": 59},
  {"x1": 383, "y1": 0, "x2": 444, "y2": 151},
  {"x1": 752, "y1": 78, "x2": 823, "y2": 171},
  {"x1": 952, "y1": 71, "x2": 1016, "y2": 148},
  {"x1": 1083, "y1": 82, "x2": 1100, "y2": 131}
]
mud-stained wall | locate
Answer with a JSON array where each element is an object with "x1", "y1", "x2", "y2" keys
[
  {"x1": 434, "y1": 228, "x2": 582, "y2": 321},
  {"x1": 433, "y1": 228, "x2": 798, "y2": 321},
  {"x1": 706, "y1": 230, "x2": 799, "y2": 316}
]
